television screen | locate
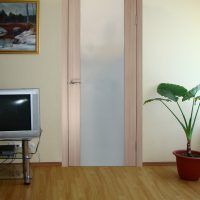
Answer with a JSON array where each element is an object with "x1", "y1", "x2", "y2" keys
[
  {"x1": 0, "y1": 95, "x2": 31, "y2": 131},
  {"x1": 0, "y1": 89, "x2": 40, "y2": 140}
]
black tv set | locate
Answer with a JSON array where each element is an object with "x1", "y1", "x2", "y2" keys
[{"x1": 0, "y1": 89, "x2": 40, "y2": 140}]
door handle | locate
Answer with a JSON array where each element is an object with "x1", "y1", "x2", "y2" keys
[{"x1": 68, "y1": 80, "x2": 81, "y2": 84}]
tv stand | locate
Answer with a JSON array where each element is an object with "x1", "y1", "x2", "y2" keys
[{"x1": 0, "y1": 137, "x2": 40, "y2": 185}]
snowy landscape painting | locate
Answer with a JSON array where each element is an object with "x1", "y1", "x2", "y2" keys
[{"x1": 0, "y1": 0, "x2": 39, "y2": 53}]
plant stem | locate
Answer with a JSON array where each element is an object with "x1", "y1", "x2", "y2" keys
[
  {"x1": 160, "y1": 100, "x2": 186, "y2": 132},
  {"x1": 191, "y1": 102, "x2": 200, "y2": 133},
  {"x1": 187, "y1": 139, "x2": 192, "y2": 157},
  {"x1": 189, "y1": 99, "x2": 195, "y2": 127},
  {"x1": 177, "y1": 102, "x2": 188, "y2": 127}
]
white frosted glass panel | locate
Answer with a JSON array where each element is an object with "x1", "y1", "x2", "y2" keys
[{"x1": 80, "y1": 0, "x2": 124, "y2": 166}]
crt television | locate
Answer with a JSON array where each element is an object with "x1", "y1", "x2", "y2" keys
[{"x1": 0, "y1": 88, "x2": 40, "y2": 140}]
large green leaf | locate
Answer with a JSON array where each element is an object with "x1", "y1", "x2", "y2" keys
[
  {"x1": 157, "y1": 83, "x2": 187, "y2": 102},
  {"x1": 182, "y1": 84, "x2": 200, "y2": 101},
  {"x1": 144, "y1": 98, "x2": 171, "y2": 104}
]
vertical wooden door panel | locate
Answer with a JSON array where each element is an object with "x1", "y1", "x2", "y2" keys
[{"x1": 68, "y1": 0, "x2": 81, "y2": 166}]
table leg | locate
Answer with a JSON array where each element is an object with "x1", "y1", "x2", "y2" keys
[{"x1": 22, "y1": 140, "x2": 31, "y2": 185}]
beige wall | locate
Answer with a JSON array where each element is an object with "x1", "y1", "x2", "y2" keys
[
  {"x1": 1, "y1": 0, "x2": 200, "y2": 163},
  {"x1": 0, "y1": 0, "x2": 62, "y2": 162},
  {"x1": 143, "y1": 0, "x2": 200, "y2": 162}
]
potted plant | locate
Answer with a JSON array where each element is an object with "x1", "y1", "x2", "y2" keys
[{"x1": 144, "y1": 83, "x2": 200, "y2": 180}]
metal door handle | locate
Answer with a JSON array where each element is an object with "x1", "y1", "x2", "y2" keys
[{"x1": 69, "y1": 80, "x2": 81, "y2": 84}]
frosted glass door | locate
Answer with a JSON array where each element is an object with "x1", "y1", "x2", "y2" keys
[{"x1": 80, "y1": 0, "x2": 124, "y2": 166}]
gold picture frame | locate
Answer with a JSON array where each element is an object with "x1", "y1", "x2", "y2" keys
[{"x1": 0, "y1": 0, "x2": 39, "y2": 54}]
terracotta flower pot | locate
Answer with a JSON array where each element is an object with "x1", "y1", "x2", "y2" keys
[{"x1": 173, "y1": 150, "x2": 200, "y2": 181}]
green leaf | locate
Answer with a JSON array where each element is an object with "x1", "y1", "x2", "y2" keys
[
  {"x1": 183, "y1": 84, "x2": 200, "y2": 101},
  {"x1": 144, "y1": 98, "x2": 171, "y2": 104},
  {"x1": 157, "y1": 83, "x2": 187, "y2": 102}
]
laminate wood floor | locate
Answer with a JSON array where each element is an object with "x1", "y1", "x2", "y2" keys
[{"x1": 0, "y1": 166, "x2": 200, "y2": 200}]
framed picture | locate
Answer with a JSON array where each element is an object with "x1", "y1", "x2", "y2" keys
[{"x1": 0, "y1": 0, "x2": 39, "y2": 54}]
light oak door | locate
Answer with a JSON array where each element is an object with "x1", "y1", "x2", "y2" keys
[{"x1": 65, "y1": 0, "x2": 142, "y2": 166}]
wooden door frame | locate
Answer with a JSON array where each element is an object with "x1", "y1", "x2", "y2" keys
[{"x1": 61, "y1": 0, "x2": 142, "y2": 166}]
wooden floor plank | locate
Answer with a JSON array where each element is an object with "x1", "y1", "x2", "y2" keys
[{"x1": 0, "y1": 166, "x2": 200, "y2": 200}]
